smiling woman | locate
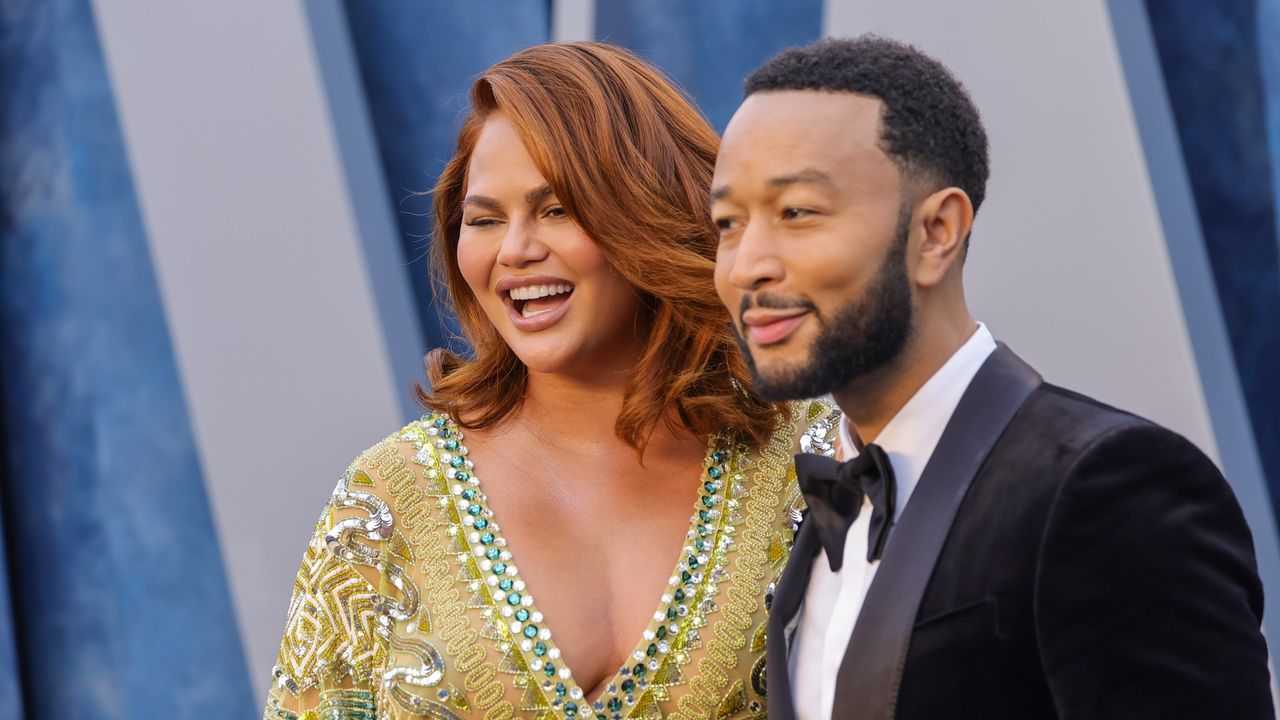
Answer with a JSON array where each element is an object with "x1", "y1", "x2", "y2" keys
[{"x1": 262, "y1": 42, "x2": 838, "y2": 720}]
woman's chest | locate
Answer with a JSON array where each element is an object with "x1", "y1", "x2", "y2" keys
[{"x1": 373, "y1": 414, "x2": 799, "y2": 719}]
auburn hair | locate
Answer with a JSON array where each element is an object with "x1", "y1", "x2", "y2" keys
[{"x1": 417, "y1": 41, "x2": 782, "y2": 451}]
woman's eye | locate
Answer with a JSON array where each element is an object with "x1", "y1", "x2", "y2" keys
[
  {"x1": 545, "y1": 206, "x2": 568, "y2": 219},
  {"x1": 781, "y1": 208, "x2": 810, "y2": 220},
  {"x1": 464, "y1": 217, "x2": 499, "y2": 227}
]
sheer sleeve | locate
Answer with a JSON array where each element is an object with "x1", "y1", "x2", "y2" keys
[{"x1": 263, "y1": 455, "x2": 399, "y2": 719}]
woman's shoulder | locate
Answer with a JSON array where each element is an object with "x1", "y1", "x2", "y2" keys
[{"x1": 759, "y1": 398, "x2": 842, "y2": 458}]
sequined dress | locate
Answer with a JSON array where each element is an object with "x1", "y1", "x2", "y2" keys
[{"x1": 263, "y1": 400, "x2": 838, "y2": 720}]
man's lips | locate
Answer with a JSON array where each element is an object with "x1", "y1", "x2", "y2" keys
[{"x1": 742, "y1": 309, "x2": 811, "y2": 346}]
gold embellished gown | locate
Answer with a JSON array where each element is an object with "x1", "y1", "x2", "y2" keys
[{"x1": 264, "y1": 400, "x2": 837, "y2": 720}]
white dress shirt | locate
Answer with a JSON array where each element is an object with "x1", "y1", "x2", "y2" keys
[{"x1": 789, "y1": 323, "x2": 997, "y2": 720}]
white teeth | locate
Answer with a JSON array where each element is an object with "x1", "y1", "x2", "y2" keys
[{"x1": 508, "y1": 283, "x2": 573, "y2": 301}]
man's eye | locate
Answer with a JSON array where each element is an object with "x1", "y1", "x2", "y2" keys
[{"x1": 715, "y1": 217, "x2": 735, "y2": 231}]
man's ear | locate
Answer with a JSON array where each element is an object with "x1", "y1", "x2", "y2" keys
[{"x1": 912, "y1": 187, "x2": 973, "y2": 288}]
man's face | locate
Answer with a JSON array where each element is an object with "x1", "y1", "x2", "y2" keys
[{"x1": 711, "y1": 91, "x2": 914, "y2": 400}]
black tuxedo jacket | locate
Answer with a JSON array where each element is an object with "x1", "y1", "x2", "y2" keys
[{"x1": 768, "y1": 344, "x2": 1272, "y2": 719}]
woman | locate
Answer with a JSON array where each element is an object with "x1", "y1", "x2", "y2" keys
[{"x1": 264, "y1": 42, "x2": 837, "y2": 720}]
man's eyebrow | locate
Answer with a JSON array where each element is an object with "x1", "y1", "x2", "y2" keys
[
  {"x1": 710, "y1": 170, "x2": 836, "y2": 203},
  {"x1": 766, "y1": 169, "x2": 835, "y2": 189}
]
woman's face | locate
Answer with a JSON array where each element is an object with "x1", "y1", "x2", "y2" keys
[{"x1": 457, "y1": 113, "x2": 646, "y2": 378}]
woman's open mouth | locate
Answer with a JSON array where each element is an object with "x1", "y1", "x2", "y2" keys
[
  {"x1": 499, "y1": 278, "x2": 577, "y2": 331},
  {"x1": 510, "y1": 282, "x2": 574, "y2": 318}
]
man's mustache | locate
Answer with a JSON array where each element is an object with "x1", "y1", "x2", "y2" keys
[
  {"x1": 738, "y1": 292, "x2": 818, "y2": 316},
  {"x1": 736, "y1": 293, "x2": 818, "y2": 332}
]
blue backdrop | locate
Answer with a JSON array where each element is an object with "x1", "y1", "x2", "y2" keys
[
  {"x1": 1145, "y1": 0, "x2": 1280, "y2": 507},
  {"x1": 0, "y1": 0, "x2": 253, "y2": 717}
]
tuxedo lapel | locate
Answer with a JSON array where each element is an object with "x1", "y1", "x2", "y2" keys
[
  {"x1": 766, "y1": 512, "x2": 821, "y2": 720},
  {"x1": 831, "y1": 344, "x2": 1042, "y2": 719}
]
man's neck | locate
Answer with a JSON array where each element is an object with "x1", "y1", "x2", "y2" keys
[{"x1": 834, "y1": 313, "x2": 977, "y2": 445}]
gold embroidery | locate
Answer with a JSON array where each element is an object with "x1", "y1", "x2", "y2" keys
[
  {"x1": 273, "y1": 508, "x2": 387, "y2": 695},
  {"x1": 397, "y1": 435, "x2": 515, "y2": 720},
  {"x1": 715, "y1": 679, "x2": 748, "y2": 718}
]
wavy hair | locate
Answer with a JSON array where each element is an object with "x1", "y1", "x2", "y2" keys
[{"x1": 417, "y1": 41, "x2": 781, "y2": 452}]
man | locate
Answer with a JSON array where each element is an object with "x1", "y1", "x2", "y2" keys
[{"x1": 711, "y1": 36, "x2": 1272, "y2": 719}]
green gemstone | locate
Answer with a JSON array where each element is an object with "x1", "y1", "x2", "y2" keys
[
  {"x1": 674, "y1": 589, "x2": 685, "y2": 602},
  {"x1": 506, "y1": 593, "x2": 522, "y2": 606},
  {"x1": 680, "y1": 571, "x2": 692, "y2": 584},
  {"x1": 667, "y1": 607, "x2": 677, "y2": 620},
  {"x1": 698, "y1": 510, "x2": 710, "y2": 523},
  {"x1": 646, "y1": 643, "x2": 657, "y2": 657},
  {"x1": 462, "y1": 488, "x2": 478, "y2": 500},
  {"x1": 704, "y1": 482, "x2": 717, "y2": 494},
  {"x1": 608, "y1": 697, "x2": 623, "y2": 711},
  {"x1": 708, "y1": 466, "x2": 723, "y2": 479},
  {"x1": 467, "y1": 504, "x2": 483, "y2": 516},
  {"x1": 515, "y1": 608, "x2": 529, "y2": 622},
  {"x1": 534, "y1": 642, "x2": 547, "y2": 656},
  {"x1": 701, "y1": 496, "x2": 715, "y2": 509},
  {"x1": 694, "y1": 539, "x2": 706, "y2": 552},
  {"x1": 544, "y1": 663, "x2": 556, "y2": 677},
  {"x1": 712, "y1": 451, "x2": 728, "y2": 463},
  {"x1": 441, "y1": 427, "x2": 452, "y2": 438},
  {"x1": 480, "y1": 532, "x2": 495, "y2": 545},
  {"x1": 455, "y1": 470, "x2": 471, "y2": 482},
  {"x1": 697, "y1": 524, "x2": 710, "y2": 537},
  {"x1": 499, "y1": 579, "x2": 513, "y2": 591},
  {"x1": 492, "y1": 562, "x2": 507, "y2": 575},
  {"x1": 555, "y1": 682, "x2": 567, "y2": 697},
  {"x1": 487, "y1": 548, "x2": 501, "y2": 560},
  {"x1": 632, "y1": 664, "x2": 646, "y2": 678},
  {"x1": 450, "y1": 456, "x2": 465, "y2": 468},
  {"x1": 445, "y1": 439, "x2": 459, "y2": 451},
  {"x1": 474, "y1": 518, "x2": 488, "y2": 530},
  {"x1": 524, "y1": 625, "x2": 539, "y2": 639},
  {"x1": 655, "y1": 626, "x2": 667, "y2": 640},
  {"x1": 564, "y1": 701, "x2": 578, "y2": 716},
  {"x1": 688, "y1": 556, "x2": 699, "y2": 570},
  {"x1": 434, "y1": 417, "x2": 447, "y2": 427},
  {"x1": 621, "y1": 679, "x2": 635, "y2": 694}
]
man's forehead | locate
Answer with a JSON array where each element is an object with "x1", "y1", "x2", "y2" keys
[{"x1": 715, "y1": 91, "x2": 889, "y2": 193}]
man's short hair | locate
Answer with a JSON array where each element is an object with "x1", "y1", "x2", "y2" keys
[{"x1": 745, "y1": 35, "x2": 990, "y2": 217}]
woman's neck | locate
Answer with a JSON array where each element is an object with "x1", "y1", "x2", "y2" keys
[{"x1": 521, "y1": 369, "x2": 629, "y2": 448}]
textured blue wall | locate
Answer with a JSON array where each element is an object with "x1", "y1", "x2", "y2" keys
[
  {"x1": 340, "y1": 1, "x2": 552, "y2": 357},
  {"x1": 0, "y1": 0, "x2": 254, "y2": 717},
  {"x1": 1145, "y1": 0, "x2": 1280, "y2": 499},
  {"x1": 595, "y1": 0, "x2": 824, "y2": 131}
]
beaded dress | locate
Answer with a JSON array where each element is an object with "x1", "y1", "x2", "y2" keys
[{"x1": 264, "y1": 399, "x2": 838, "y2": 720}]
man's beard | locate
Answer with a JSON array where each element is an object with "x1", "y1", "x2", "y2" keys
[{"x1": 736, "y1": 217, "x2": 914, "y2": 401}]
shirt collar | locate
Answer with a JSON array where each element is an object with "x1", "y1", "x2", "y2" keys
[{"x1": 838, "y1": 323, "x2": 997, "y2": 519}]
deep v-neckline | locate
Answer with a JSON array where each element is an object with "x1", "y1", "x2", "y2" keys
[{"x1": 424, "y1": 412, "x2": 734, "y2": 719}]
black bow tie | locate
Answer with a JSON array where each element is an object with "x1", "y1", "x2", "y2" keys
[{"x1": 795, "y1": 444, "x2": 897, "y2": 571}]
